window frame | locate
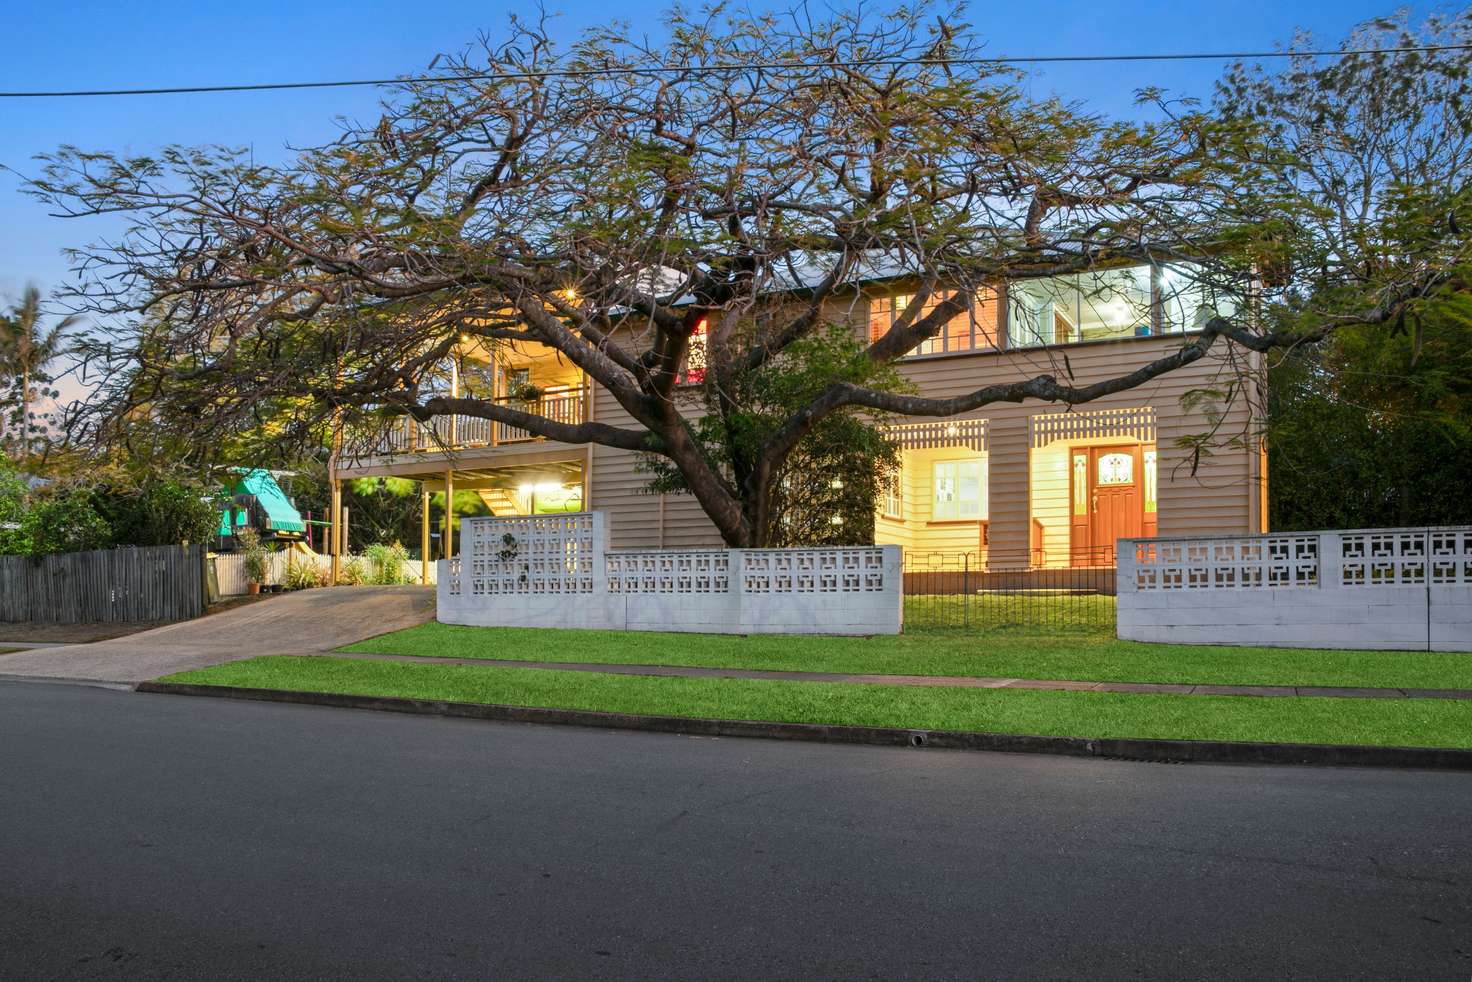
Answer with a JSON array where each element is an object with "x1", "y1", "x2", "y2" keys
[
  {"x1": 881, "y1": 464, "x2": 903, "y2": 521},
  {"x1": 931, "y1": 457, "x2": 986, "y2": 522},
  {"x1": 869, "y1": 288, "x2": 1001, "y2": 359}
]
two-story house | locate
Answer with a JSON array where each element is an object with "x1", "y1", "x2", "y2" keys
[{"x1": 339, "y1": 261, "x2": 1265, "y2": 574}]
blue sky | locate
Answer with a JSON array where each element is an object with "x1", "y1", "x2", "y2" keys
[{"x1": 1, "y1": 0, "x2": 1428, "y2": 310}]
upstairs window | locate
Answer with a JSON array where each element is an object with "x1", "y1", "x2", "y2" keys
[
  {"x1": 1008, "y1": 267, "x2": 1153, "y2": 347},
  {"x1": 869, "y1": 289, "x2": 999, "y2": 357},
  {"x1": 679, "y1": 318, "x2": 708, "y2": 385},
  {"x1": 1157, "y1": 264, "x2": 1241, "y2": 333}
]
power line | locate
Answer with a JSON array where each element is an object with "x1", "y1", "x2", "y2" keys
[{"x1": 3, "y1": 44, "x2": 1470, "y2": 99}]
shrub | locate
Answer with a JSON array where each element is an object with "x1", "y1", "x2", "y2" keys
[
  {"x1": 364, "y1": 542, "x2": 409, "y2": 584},
  {"x1": 97, "y1": 479, "x2": 219, "y2": 547},
  {"x1": 339, "y1": 555, "x2": 366, "y2": 586},
  {"x1": 285, "y1": 557, "x2": 329, "y2": 590},
  {"x1": 237, "y1": 527, "x2": 269, "y2": 585},
  {"x1": 22, "y1": 487, "x2": 112, "y2": 556},
  {"x1": 0, "y1": 454, "x2": 28, "y2": 555}
]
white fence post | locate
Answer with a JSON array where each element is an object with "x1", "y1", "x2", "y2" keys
[{"x1": 1318, "y1": 531, "x2": 1341, "y2": 590}]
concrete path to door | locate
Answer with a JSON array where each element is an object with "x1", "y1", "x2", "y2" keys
[{"x1": 0, "y1": 586, "x2": 435, "y2": 685}]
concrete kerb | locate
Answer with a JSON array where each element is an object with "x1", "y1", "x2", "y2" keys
[{"x1": 133, "y1": 680, "x2": 1472, "y2": 771}]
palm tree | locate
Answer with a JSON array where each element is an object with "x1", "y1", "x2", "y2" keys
[{"x1": 0, "y1": 285, "x2": 80, "y2": 453}]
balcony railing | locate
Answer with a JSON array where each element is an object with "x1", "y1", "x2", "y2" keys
[{"x1": 372, "y1": 388, "x2": 587, "y2": 455}]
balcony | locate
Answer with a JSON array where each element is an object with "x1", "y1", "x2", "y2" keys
[{"x1": 372, "y1": 387, "x2": 588, "y2": 456}]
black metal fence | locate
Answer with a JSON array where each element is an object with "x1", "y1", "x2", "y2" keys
[{"x1": 901, "y1": 551, "x2": 1116, "y2": 633}]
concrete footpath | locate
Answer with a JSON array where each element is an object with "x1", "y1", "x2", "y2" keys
[{"x1": 0, "y1": 587, "x2": 435, "y2": 684}]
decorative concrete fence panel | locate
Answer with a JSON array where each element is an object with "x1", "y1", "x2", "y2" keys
[
  {"x1": 438, "y1": 512, "x2": 903, "y2": 635},
  {"x1": 1117, "y1": 527, "x2": 1472, "y2": 651}
]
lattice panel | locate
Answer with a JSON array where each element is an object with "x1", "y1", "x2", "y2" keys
[
  {"x1": 882, "y1": 419, "x2": 987, "y2": 452},
  {"x1": 741, "y1": 549, "x2": 888, "y2": 594},
  {"x1": 1030, "y1": 406, "x2": 1156, "y2": 448},
  {"x1": 461, "y1": 513, "x2": 599, "y2": 596},
  {"x1": 607, "y1": 551, "x2": 730, "y2": 594},
  {"x1": 1131, "y1": 535, "x2": 1319, "y2": 590},
  {"x1": 1429, "y1": 528, "x2": 1472, "y2": 585},
  {"x1": 1341, "y1": 530, "x2": 1430, "y2": 586},
  {"x1": 443, "y1": 558, "x2": 462, "y2": 596}
]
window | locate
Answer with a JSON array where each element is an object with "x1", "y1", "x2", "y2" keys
[
  {"x1": 869, "y1": 289, "x2": 998, "y2": 357},
  {"x1": 1072, "y1": 454, "x2": 1088, "y2": 516},
  {"x1": 1097, "y1": 452, "x2": 1134, "y2": 486},
  {"x1": 679, "y1": 319, "x2": 708, "y2": 385},
  {"x1": 1143, "y1": 450, "x2": 1158, "y2": 513},
  {"x1": 1008, "y1": 267, "x2": 1153, "y2": 347},
  {"x1": 932, "y1": 459, "x2": 985, "y2": 521},
  {"x1": 1157, "y1": 263, "x2": 1240, "y2": 333},
  {"x1": 882, "y1": 466, "x2": 902, "y2": 519},
  {"x1": 1007, "y1": 263, "x2": 1245, "y2": 349}
]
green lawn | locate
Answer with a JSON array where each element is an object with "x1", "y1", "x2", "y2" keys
[
  {"x1": 0, "y1": 647, "x2": 18, "y2": 655},
  {"x1": 164, "y1": 656, "x2": 1472, "y2": 749},
  {"x1": 340, "y1": 621, "x2": 1472, "y2": 691}
]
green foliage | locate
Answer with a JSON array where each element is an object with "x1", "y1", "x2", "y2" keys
[
  {"x1": 236, "y1": 526, "x2": 269, "y2": 584},
  {"x1": 338, "y1": 555, "x2": 366, "y2": 586},
  {"x1": 22, "y1": 487, "x2": 113, "y2": 556},
  {"x1": 641, "y1": 324, "x2": 904, "y2": 545},
  {"x1": 0, "y1": 453, "x2": 29, "y2": 554},
  {"x1": 363, "y1": 542, "x2": 409, "y2": 585},
  {"x1": 1267, "y1": 315, "x2": 1472, "y2": 529},
  {"x1": 93, "y1": 478, "x2": 220, "y2": 547},
  {"x1": 286, "y1": 558, "x2": 330, "y2": 590}
]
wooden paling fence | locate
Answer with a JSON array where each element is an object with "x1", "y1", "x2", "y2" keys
[{"x1": 0, "y1": 544, "x2": 207, "y2": 624}]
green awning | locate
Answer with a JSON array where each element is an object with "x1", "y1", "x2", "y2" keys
[
  {"x1": 241, "y1": 469, "x2": 305, "y2": 533},
  {"x1": 220, "y1": 469, "x2": 306, "y2": 534}
]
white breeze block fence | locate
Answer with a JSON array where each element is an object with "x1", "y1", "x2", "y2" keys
[
  {"x1": 437, "y1": 512, "x2": 903, "y2": 635},
  {"x1": 1117, "y1": 527, "x2": 1472, "y2": 651}
]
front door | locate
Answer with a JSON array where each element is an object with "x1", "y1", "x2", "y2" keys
[{"x1": 1070, "y1": 444, "x2": 1144, "y2": 566}]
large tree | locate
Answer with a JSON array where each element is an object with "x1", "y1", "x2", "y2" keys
[
  {"x1": 0, "y1": 284, "x2": 79, "y2": 455},
  {"x1": 1216, "y1": 10, "x2": 1472, "y2": 527},
  {"x1": 29, "y1": 5, "x2": 1469, "y2": 545}
]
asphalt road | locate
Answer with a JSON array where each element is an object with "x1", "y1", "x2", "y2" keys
[{"x1": 3, "y1": 681, "x2": 1470, "y2": 980}]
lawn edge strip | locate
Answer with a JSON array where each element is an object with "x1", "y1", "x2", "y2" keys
[
  {"x1": 134, "y1": 680, "x2": 1472, "y2": 771},
  {"x1": 333, "y1": 651, "x2": 1472, "y2": 699}
]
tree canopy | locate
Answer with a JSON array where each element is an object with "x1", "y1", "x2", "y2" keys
[{"x1": 26, "y1": 4, "x2": 1471, "y2": 544}]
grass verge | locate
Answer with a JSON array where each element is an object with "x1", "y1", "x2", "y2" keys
[
  {"x1": 340, "y1": 621, "x2": 1472, "y2": 690},
  {"x1": 164, "y1": 656, "x2": 1472, "y2": 749}
]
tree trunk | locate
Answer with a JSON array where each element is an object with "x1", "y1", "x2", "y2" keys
[{"x1": 19, "y1": 366, "x2": 29, "y2": 450}]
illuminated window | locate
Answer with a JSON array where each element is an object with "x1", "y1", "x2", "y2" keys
[
  {"x1": 1144, "y1": 450, "x2": 1157, "y2": 513},
  {"x1": 1008, "y1": 267, "x2": 1153, "y2": 347},
  {"x1": 1097, "y1": 452, "x2": 1134, "y2": 486},
  {"x1": 869, "y1": 290, "x2": 998, "y2": 357},
  {"x1": 680, "y1": 319, "x2": 708, "y2": 384},
  {"x1": 1157, "y1": 264, "x2": 1241, "y2": 333},
  {"x1": 1072, "y1": 454, "x2": 1088, "y2": 516},
  {"x1": 932, "y1": 459, "x2": 985, "y2": 521}
]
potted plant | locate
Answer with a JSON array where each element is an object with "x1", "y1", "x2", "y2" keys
[{"x1": 237, "y1": 526, "x2": 269, "y2": 595}]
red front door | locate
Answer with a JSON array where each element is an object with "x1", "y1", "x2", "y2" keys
[{"x1": 1070, "y1": 444, "x2": 1144, "y2": 566}]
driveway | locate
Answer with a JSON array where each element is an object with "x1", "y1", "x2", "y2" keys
[{"x1": 0, "y1": 586, "x2": 435, "y2": 684}]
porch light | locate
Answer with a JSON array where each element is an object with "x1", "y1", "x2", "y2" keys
[{"x1": 944, "y1": 423, "x2": 959, "y2": 437}]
